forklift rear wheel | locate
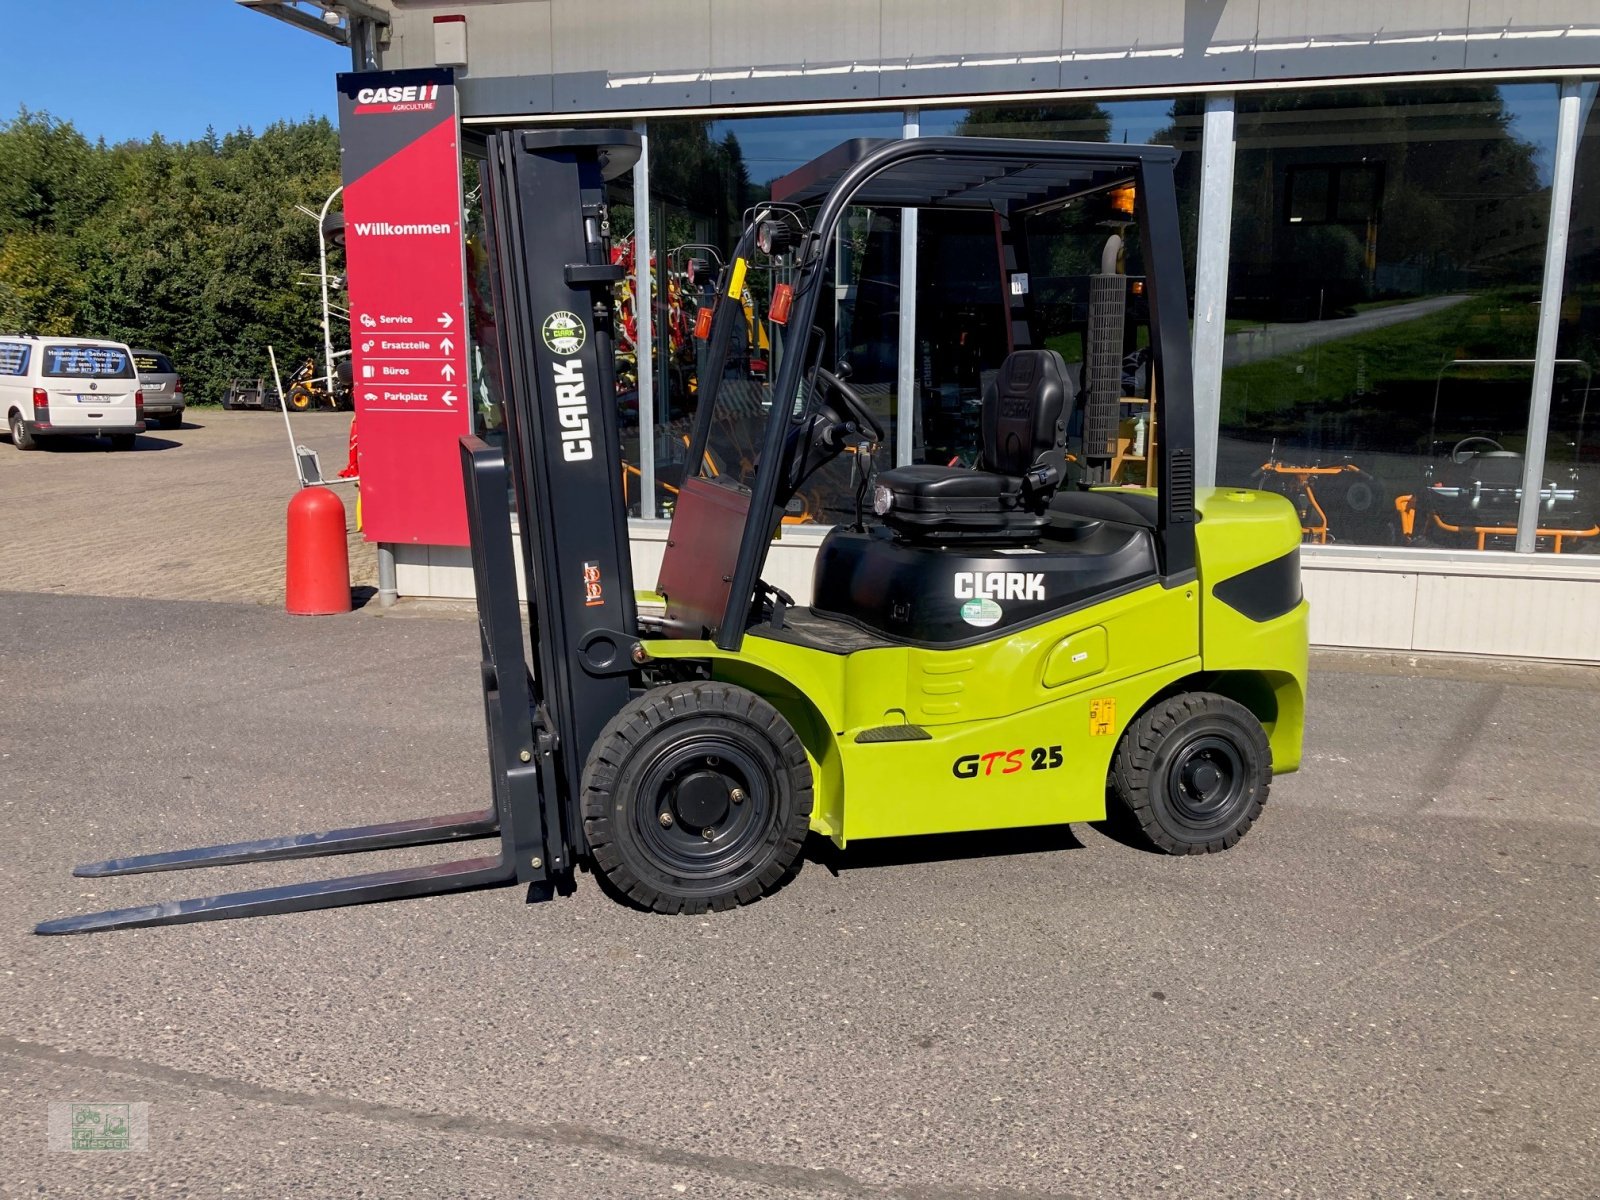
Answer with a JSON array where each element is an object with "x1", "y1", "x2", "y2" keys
[
  {"x1": 582, "y1": 682, "x2": 813, "y2": 914},
  {"x1": 288, "y1": 386, "x2": 315, "y2": 412},
  {"x1": 1110, "y1": 692, "x2": 1271, "y2": 854}
]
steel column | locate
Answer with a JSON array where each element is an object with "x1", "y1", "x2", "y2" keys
[
  {"x1": 1516, "y1": 80, "x2": 1585, "y2": 552},
  {"x1": 896, "y1": 108, "x2": 920, "y2": 467},
  {"x1": 376, "y1": 542, "x2": 398, "y2": 606},
  {"x1": 632, "y1": 120, "x2": 656, "y2": 518},
  {"x1": 1191, "y1": 93, "x2": 1236, "y2": 489}
]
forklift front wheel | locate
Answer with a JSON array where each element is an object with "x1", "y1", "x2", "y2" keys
[
  {"x1": 1109, "y1": 692, "x2": 1271, "y2": 855},
  {"x1": 581, "y1": 682, "x2": 813, "y2": 914}
]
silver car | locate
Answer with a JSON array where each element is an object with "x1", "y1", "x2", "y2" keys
[{"x1": 132, "y1": 349, "x2": 184, "y2": 429}]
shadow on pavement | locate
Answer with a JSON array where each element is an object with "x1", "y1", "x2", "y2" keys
[
  {"x1": 22, "y1": 434, "x2": 181, "y2": 453},
  {"x1": 805, "y1": 823, "x2": 1087, "y2": 876}
]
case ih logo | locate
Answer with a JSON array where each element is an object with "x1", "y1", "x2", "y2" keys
[{"x1": 354, "y1": 84, "x2": 441, "y2": 114}]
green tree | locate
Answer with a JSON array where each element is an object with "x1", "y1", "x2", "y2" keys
[{"x1": 0, "y1": 107, "x2": 340, "y2": 405}]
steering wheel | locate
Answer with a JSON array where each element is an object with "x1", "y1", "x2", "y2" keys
[
  {"x1": 1451, "y1": 435, "x2": 1504, "y2": 464},
  {"x1": 812, "y1": 365, "x2": 885, "y2": 443}
]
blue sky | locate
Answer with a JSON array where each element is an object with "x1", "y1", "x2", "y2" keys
[{"x1": 0, "y1": 0, "x2": 347, "y2": 143}]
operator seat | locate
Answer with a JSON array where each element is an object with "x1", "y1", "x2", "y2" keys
[{"x1": 873, "y1": 349, "x2": 1071, "y2": 541}]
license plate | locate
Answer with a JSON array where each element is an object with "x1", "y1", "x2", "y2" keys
[
  {"x1": 78, "y1": 395, "x2": 106, "y2": 404},
  {"x1": 144, "y1": 382, "x2": 165, "y2": 391}
]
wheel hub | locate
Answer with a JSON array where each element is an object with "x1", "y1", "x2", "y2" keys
[
  {"x1": 1169, "y1": 737, "x2": 1244, "y2": 820},
  {"x1": 672, "y1": 770, "x2": 732, "y2": 829},
  {"x1": 1184, "y1": 760, "x2": 1222, "y2": 796}
]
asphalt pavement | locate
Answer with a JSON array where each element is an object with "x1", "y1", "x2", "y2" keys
[
  {"x1": 1, "y1": 591, "x2": 1597, "y2": 1198},
  {"x1": 0, "y1": 409, "x2": 373, "y2": 604}
]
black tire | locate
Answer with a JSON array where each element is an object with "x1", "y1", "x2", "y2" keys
[
  {"x1": 288, "y1": 385, "x2": 315, "y2": 412},
  {"x1": 109, "y1": 433, "x2": 136, "y2": 451},
  {"x1": 1109, "y1": 692, "x2": 1271, "y2": 854},
  {"x1": 9, "y1": 410, "x2": 38, "y2": 451},
  {"x1": 582, "y1": 681, "x2": 813, "y2": 914},
  {"x1": 162, "y1": 412, "x2": 184, "y2": 430}
]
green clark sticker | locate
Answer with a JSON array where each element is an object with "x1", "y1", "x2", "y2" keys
[
  {"x1": 541, "y1": 310, "x2": 586, "y2": 356},
  {"x1": 960, "y1": 597, "x2": 1002, "y2": 628}
]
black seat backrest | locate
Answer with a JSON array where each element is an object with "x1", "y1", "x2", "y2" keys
[{"x1": 979, "y1": 350, "x2": 1072, "y2": 490}]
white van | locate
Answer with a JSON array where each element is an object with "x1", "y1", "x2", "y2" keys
[{"x1": 1, "y1": 335, "x2": 145, "y2": 451}]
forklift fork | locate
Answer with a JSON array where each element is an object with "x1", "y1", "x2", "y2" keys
[{"x1": 34, "y1": 439, "x2": 560, "y2": 935}]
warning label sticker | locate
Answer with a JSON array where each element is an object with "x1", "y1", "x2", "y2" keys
[{"x1": 1089, "y1": 698, "x2": 1116, "y2": 737}]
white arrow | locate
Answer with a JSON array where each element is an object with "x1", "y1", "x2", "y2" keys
[
  {"x1": 437, "y1": 312, "x2": 454, "y2": 329},
  {"x1": 440, "y1": 337, "x2": 454, "y2": 355},
  {"x1": 441, "y1": 363, "x2": 456, "y2": 381},
  {"x1": 442, "y1": 390, "x2": 458, "y2": 407}
]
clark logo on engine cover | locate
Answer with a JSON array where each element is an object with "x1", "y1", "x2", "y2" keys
[{"x1": 953, "y1": 571, "x2": 1045, "y2": 601}]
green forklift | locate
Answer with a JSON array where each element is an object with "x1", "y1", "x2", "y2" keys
[{"x1": 38, "y1": 132, "x2": 1307, "y2": 932}]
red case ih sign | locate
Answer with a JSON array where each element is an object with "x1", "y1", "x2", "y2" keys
[{"x1": 337, "y1": 68, "x2": 471, "y2": 545}]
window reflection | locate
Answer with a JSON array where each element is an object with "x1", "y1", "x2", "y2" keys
[
  {"x1": 642, "y1": 112, "x2": 904, "y2": 523},
  {"x1": 1217, "y1": 85, "x2": 1571, "y2": 551},
  {"x1": 916, "y1": 100, "x2": 1200, "y2": 484},
  {"x1": 1553, "y1": 84, "x2": 1600, "y2": 554}
]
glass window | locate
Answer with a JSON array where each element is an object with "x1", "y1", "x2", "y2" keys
[
  {"x1": 464, "y1": 155, "x2": 506, "y2": 441},
  {"x1": 132, "y1": 352, "x2": 174, "y2": 374},
  {"x1": 1216, "y1": 85, "x2": 1563, "y2": 552},
  {"x1": 465, "y1": 147, "x2": 637, "y2": 512},
  {"x1": 644, "y1": 111, "x2": 904, "y2": 524},
  {"x1": 42, "y1": 344, "x2": 134, "y2": 378},
  {"x1": 915, "y1": 100, "x2": 1200, "y2": 481},
  {"x1": 0, "y1": 343, "x2": 29, "y2": 375},
  {"x1": 1553, "y1": 83, "x2": 1600, "y2": 555}
]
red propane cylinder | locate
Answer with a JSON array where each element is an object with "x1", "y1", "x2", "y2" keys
[{"x1": 285, "y1": 486, "x2": 352, "y2": 615}]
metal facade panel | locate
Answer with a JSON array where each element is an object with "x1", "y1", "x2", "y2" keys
[
  {"x1": 549, "y1": 0, "x2": 712, "y2": 110},
  {"x1": 1055, "y1": 0, "x2": 1258, "y2": 86},
  {"x1": 884, "y1": 62, "x2": 1064, "y2": 97},
  {"x1": 1464, "y1": 0, "x2": 1600, "y2": 70},
  {"x1": 555, "y1": 72, "x2": 712, "y2": 112},
  {"x1": 549, "y1": 0, "x2": 710, "y2": 73},
  {"x1": 448, "y1": 2, "x2": 553, "y2": 79},
  {"x1": 878, "y1": 0, "x2": 1065, "y2": 94},
  {"x1": 708, "y1": 0, "x2": 883, "y2": 103},
  {"x1": 1413, "y1": 574, "x2": 1600, "y2": 660},
  {"x1": 881, "y1": 0, "x2": 1063, "y2": 58},
  {"x1": 1252, "y1": 0, "x2": 1471, "y2": 77},
  {"x1": 1254, "y1": 0, "x2": 1470, "y2": 39},
  {"x1": 709, "y1": 0, "x2": 880, "y2": 68},
  {"x1": 458, "y1": 74, "x2": 557, "y2": 116},
  {"x1": 1301, "y1": 565, "x2": 1420, "y2": 648},
  {"x1": 711, "y1": 72, "x2": 883, "y2": 105},
  {"x1": 1252, "y1": 42, "x2": 1470, "y2": 79},
  {"x1": 377, "y1": 0, "x2": 1600, "y2": 116}
]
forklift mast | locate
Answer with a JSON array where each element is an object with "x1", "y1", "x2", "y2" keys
[
  {"x1": 477, "y1": 129, "x2": 642, "y2": 849},
  {"x1": 35, "y1": 130, "x2": 649, "y2": 933}
]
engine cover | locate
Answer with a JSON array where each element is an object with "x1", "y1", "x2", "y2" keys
[{"x1": 811, "y1": 521, "x2": 1159, "y2": 646}]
